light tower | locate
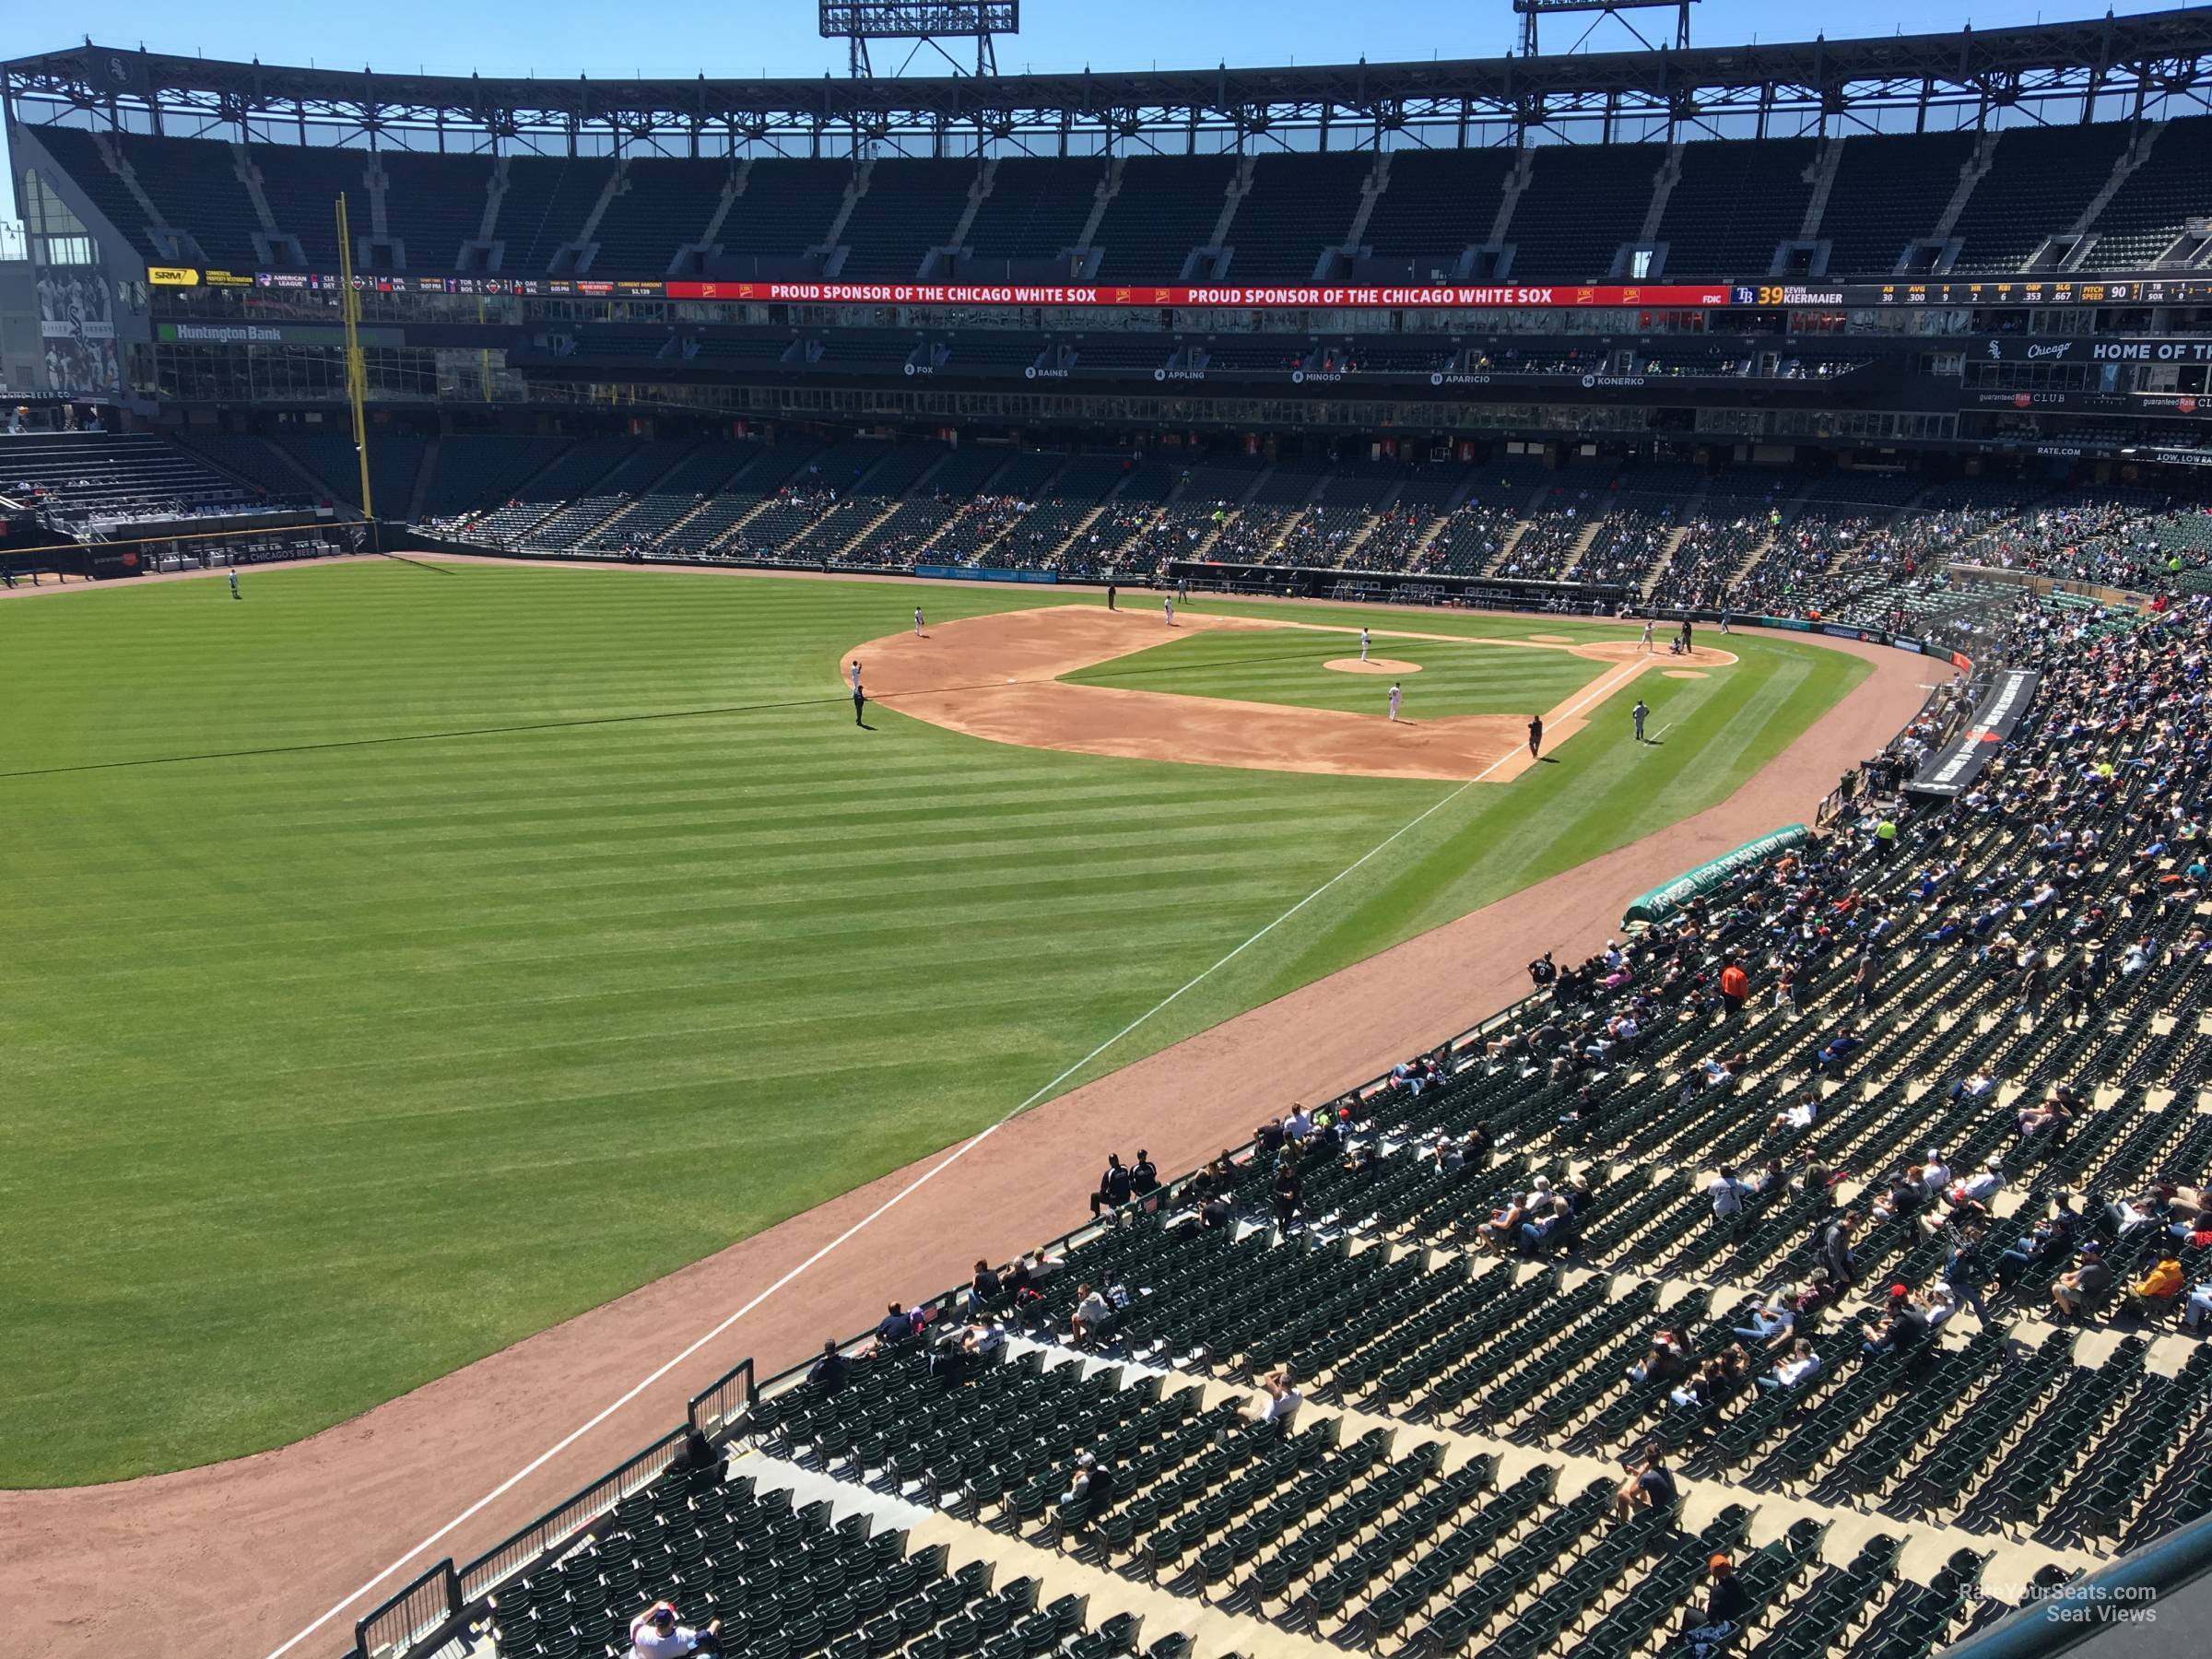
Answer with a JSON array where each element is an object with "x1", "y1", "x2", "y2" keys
[
  {"x1": 818, "y1": 1, "x2": 1020, "y2": 79},
  {"x1": 1513, "y1": 0, "x2": 1697, "y2": 57}
]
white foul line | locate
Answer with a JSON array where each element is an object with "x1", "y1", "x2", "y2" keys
[{"x1": 265, "y1": 653, "x2": 1643, "y2": 1659}]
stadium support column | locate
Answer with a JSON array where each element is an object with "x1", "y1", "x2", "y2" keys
[{"x1": 335, "y1": 193, "x2": 377, "y2": 547}]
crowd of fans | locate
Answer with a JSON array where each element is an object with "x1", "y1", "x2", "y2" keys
[{"x1": 796, "y1": 583, "x2": 2211, "y2": 1468}]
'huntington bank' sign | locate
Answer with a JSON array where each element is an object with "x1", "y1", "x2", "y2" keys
[
  {"x1": 1623, "y1": 825, "x2": 1812, "y2": 925},
  {"x1": 1905, "y1": 668, "x2": 2041, "y2": 800}
]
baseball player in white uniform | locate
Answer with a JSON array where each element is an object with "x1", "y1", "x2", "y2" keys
[
  {"x1": 1360, "y1": 627, "x2": 1371, "y2": 662},
  {"x1": 1164, "y1": 595, "x2": 1175, "y2": 627},
  {"x1": 913, "y1": 606, "x2": 924, "y2": 637},
  {"x1": 1388, "y1": 682, "x2": 1403, "y2": 722}
]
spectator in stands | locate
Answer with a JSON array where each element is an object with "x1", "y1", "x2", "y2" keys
[
  {"x1": 1708, "y1": 1166, "x2": 1754, "y2": 1227},
  {"x1": 1816, "y1": 1214, "x2": 1859, "y2": 1288},
  {"x1": 1732, "y1": 1292, "x2": 1801, "y2": 1350},
  {"x1": 1769, "y1": 1092, "x2": 1820, "y2": 1137},
  {"x1": 1944, "y1": 1226, "x2": 1990, "y2": 1321},
  {"x1": 629, "y1": 1600, "x2": 720, "y2": 1657},
  {"x1": 1517, "y1": 1196, "x2": 1574, "y2": 1258},
  {"x1": 806, "y1": 1339, "x2": 852, "y2": 1396},
  {"x1": 1271, "y1": 1161, "x2": 1303, "y2": 1232},
  {"x1": 1070, "y1": 1282, "x2": 1112, "y2": 1347},
  {"x1": 2018, "y1": 1090, "x2": 2080, "y2": 1145},
  {"x1": 2128, "y1": 1252, "x2": 2186, "y2": 1319},
  {"x1": 1240, "y1": 1369, "x2": 1302, "y2": 1431},
  {"x1": 1809, "y1": 1024, "x2": 1864, "y2": 1077},
  {"x1": 1756, "y1": 1338, "x2": 1823, "y2": 1393},
  {"x1": 2184, "y1": 1274, "x2": 2212, "y2": 1335},
  {"x1": 1678, "y1": 1555, "x2": 1754, "y2": 1655},
  {"x1": 1719, "y1": 958, "x2": 1748, "y2": 1016},
  {"x1": 1997, "y1": 1194, "x2": 2082, "y2": 1288},
  {"x1": 1947, "y1": 1158, "x2": 2006, "y2": 1219},
  {"x1": 2052, "y1": 1244, "x2": 2116, "y2": 1321},
  {"x1": 1058, "y1": 1449, "x2": 1103, "y2": 1507},
  {"x1": 1627, "y1": 1330, "x2": 1690, "y2": 1386},
  {"x1": 967, "y1": 1259, "x2": 1003, "y2": 1315},
  {"x1": 931, "y1": 1315, "x2": 1006, "y2": 1380},
  {"x1": 1614, "y1": 1445, "x2": 1679, "y2": 1523},
  {"x1": 872, "y1": 1303, "x2": 918, "y2": 1349}
]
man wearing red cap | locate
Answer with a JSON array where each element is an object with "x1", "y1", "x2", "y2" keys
[{"x1": 1681, "y1": 1555, "x2": 1754, "y2": 1653}]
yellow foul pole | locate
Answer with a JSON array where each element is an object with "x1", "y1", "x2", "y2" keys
[{"x1": 335, "y1": 193, "x2": 374, "y2": 523}]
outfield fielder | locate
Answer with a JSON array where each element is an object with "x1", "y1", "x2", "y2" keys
[
  {"x1": 1633, "y1": 698, "x2": 1650, "y2": 743},
  {"x1": 849, "y1": 659, "x2": 865, "y2": 726},
  {"x1": 229, "y1": 567, "x2": 241, "y2": 600},
  {"x1": 1388, "y1": 681, "x2": 1403, "y2": 723}
]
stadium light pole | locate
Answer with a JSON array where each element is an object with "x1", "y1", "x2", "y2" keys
[{"x1": 334, "y1": 193, "x2": 376, "y2": 535}]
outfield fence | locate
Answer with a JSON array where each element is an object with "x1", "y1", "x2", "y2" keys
[{"x1": 0, "y1": 516, "x2": 369, "y2": 583}]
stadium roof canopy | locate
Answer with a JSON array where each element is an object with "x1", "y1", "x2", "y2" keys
[{"x1": 7, "y1": 9, "x2": 2212, "y2": 157}]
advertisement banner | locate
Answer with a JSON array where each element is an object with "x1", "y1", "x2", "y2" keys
[
  {"x1": 912, "y1": 564, "x2": 1058, "y2": 584},
  {"x1": 155, "y1": 321, "x2": 405, "y2": 347},
  {"x1": 664, "y1": 280, "x2": 1734, "y2": 310},
  {"x1": 130, "y1": 268, "x2": 2212, "y2": 312},
  {"x1": 1905, "y1": 668, "x2": 2039, "y2": 799},
  {"x1": 1623, "y1": 825, "x2": 1812, "y2": 925}
]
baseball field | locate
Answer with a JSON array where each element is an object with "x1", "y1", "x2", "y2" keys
[{"x1": 0, "y1": 558, "x2": 1867, "y2": 1488}]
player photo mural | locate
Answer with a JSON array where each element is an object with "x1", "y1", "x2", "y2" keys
[{"x1": 37, "y1": 266, "x2": 122, "y2": 397}]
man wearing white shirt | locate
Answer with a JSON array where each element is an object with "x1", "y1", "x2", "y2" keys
[
  {"x1": 1708, "y1": 1168, "x2": 1753, "y2": 1223},
  {"x1": 1953, "y1": 1158, "x2": 2004, "y2": 1206},
  {"x1": 1241, "y1": 1369, "x2": 1303, "y2": 1429},
  {"x1": 1282, "y1": 1104, "x2": 1313, "y2": 1140},
  {"x1": 1756, "y1": 1340, "x2": 1821, "y2": 1393}
]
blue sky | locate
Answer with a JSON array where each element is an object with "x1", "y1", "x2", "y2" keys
[{"x1": 9, "y1": 0, "x2": 2187, "y2": 82}]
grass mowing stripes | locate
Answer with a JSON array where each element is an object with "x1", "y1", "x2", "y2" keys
[
  {"x1": 0, "y1": 562, "x2": 1860, "y2": 1485},
  {"x1": 1062, "y1": 627, "x2": 1605, "y2": 716}
]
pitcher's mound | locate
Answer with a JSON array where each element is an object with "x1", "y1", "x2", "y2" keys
[{"x1": 1325, "y1": 656, "x2": 1421, "y2": 675}]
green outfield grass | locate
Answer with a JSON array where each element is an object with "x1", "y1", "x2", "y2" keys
[
  {"x1": 1063, "y1": 626, "x2": 1606, "y2": 717},
  {"x1": 0, "y1": 562, "x2": 1866, "y2": 1486}
]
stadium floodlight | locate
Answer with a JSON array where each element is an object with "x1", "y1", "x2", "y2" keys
[
  {"x1": 1512, "y1": 0, "x2": 1698, "y2": 58},
  {"x1": 818, "y1": 1, "x2": 1020, "y2": 78}
]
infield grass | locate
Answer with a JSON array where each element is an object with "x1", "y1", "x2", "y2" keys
[
  {"x1": 0, "y1": 560, "x2": 1865, "y2": 1485},
  {"x1": 1063, "y1": 626, "x2": 1606, "y2": 716}
]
